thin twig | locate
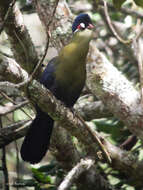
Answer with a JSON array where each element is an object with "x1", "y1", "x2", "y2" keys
[
  {"x1": 0, "y1": 120, "x2": 32, "y2": 148},
  {"x1": 103, "y1": 0, "x2": 131, "y2": 44},
  {"x1": 0, "y1": 118, "x2": 9, "y2": 190},
  {"x1": 28, "y1": 0, "x2": 59, "y2": 79},
  {"x1": 76, "y1": 113, "x2": 111, "y2": 163},
  {"x1": 0, "y1": 0, "x2": 16, "y2": 35},
  {"x1": 46, "y1": 0, "x2": 59, "y2": 29},
  {"x1": 14, "y1": 0, "x2": 59, "y2": 89},
  {"x1": 0, "y1": 91, "x2": 33, "y2": 119},
  {"x1": 133, "y1": 23, "x2": 143, "y2": 105},
  {"x1": 58, "y1": 158, "x2": 94, "y2": 190},
  {"x1": 13, "y1": 36, "x2": 50, "y2": 89},
  {"x1": 99, "y1": 0, "x2": 143, "y2": 19},
  {"x1": 0, "y1": 100, "x2": 29, "y2": 116}
]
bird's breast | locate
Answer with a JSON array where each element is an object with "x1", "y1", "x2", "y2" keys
[{"x1": 53, "y1": 64, "x2": 86, "y2": 107}]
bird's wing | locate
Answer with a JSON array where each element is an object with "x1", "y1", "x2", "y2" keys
[{"x1": 40, "y1": 57, "x2": 58, "y2": 89}]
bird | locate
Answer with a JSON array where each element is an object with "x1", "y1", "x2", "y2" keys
[{"x1": 20, "y1": 13, "x2": 94, "y2": 164}]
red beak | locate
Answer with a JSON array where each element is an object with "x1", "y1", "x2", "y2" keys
[{"x1": 87, "y1": 23, "x2": 94, "y2": 29}]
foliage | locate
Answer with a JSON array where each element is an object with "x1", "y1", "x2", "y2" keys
[
  {"x1": 112, "y1": 0, "x2": 143, "y2": 8},
  {"x1": 16, "y1": 162, "x2": 66, "y2": 190}
]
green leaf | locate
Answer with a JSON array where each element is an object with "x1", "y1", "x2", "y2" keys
[
  {"x1": 108, "y1": 174, "x2": 120, "y2": 185},
  {"x1": 134, "y1": 0, "x2": 143, "y2": 7},
  {"x1": 32, "y1": 168, "x2": 52, "y2": 184},
  {"x1": 112, "y1": 0, "x2": 126, "y2": 9},
  {"x1": 38, "y1": 164, "x2": 56, "y2": 172},
  {"x1": 93, "y1": 119, "x2": 130, "y2": 145},
  {"x1": 13, "y1": 107, "x2": 33, "y2": 122},
  {"x1": 13, "y1": 109, "x2": 29, "y2": 121}
]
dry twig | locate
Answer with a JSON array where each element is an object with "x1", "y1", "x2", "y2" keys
[
  {"x1": 12, "y1": 0, "x2": 59, "y2": 89},
  {"x1": 99, "y1": 0, "x2": 143, "y2": 19},
  {"x1": 133, "y1": 23, "x2": 143, "y2": 105},
  {"x1": 0, "y1": 91, "x2": 32, "y2": 119},
  {"x1": 58, "y1": 159, "x2": 94, "y2": 190},
  {"x1": 0, "y1": 100, "x2": 29, "y2": 116},
  {"x1": 103, "y1": 0, "x2": 131, "y2": 44}
]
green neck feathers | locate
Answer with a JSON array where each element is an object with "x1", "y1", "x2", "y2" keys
[{"x1": 55, "y1": 29, "x2": 93, "y2": 84}]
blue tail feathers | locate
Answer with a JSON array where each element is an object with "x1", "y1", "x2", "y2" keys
[{"x1": 20, "y1": 110, "x2": 54, "y2": 164}]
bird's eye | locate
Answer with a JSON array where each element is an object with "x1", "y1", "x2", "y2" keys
[{"x1": 77, "y1": 23, "x2": 85, "y2": 30}]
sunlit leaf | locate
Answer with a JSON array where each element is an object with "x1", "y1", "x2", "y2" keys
[
  {"x1": 93, "y1": 119, "x2": 130, "y2": 145},
  {"x1": 32, "y1": 168, "x2": 52, "y2": 184},
  {"x1": 13, "y1": 107, "x2": 33, "y2": 121}
]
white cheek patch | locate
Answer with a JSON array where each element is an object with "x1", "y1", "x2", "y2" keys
[
  {"x1": 80, "y1": 23, "x2": 85, "y2": 29},
  {"x1": 73, "y1": 23, "x2": 86, "y2": 33}
]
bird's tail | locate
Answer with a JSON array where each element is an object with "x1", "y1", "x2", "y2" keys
[{"x1": 20, "y1": 110, "x2": 54, "y2": 164}]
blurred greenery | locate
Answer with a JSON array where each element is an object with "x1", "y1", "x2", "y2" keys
[
  {"x1": 112, "y1": 0, "x2": 126, "y2": 9},
  {"x1": 93, "y1": 118, "x2": 131, "y2": 145},
  {"x1": 133, "y1": 0, "x2": 143, "y2": 7}
]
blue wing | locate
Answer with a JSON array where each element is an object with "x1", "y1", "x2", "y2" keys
[{"x1": 40, "y1": 57, "x2": 58, "y2": 89}]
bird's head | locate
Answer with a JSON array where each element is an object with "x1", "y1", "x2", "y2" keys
[{"x1": 72, "y1": 13, "x2": 94, "y2": 33}]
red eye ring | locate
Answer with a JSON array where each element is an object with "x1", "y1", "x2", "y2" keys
[{"x1": 77, "y1": 24, "x2": 81, "y2": 30}]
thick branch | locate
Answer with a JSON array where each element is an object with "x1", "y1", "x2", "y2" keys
[
  {"x1": 87, "y1": 44, "x2": 143, "y2": 140},
  {"x1": 27, "y1": 79, "x2": 143, "y2": 186},
  {"x1": 0, "y1": 55, "x2": 28, "y2": 83},
  {"x1": 27, "y1": 80, "x2": 100, "y2": 157},
  {"x1": 33, "y1": 0, "x2": 73, "y2": 50},
  {"x1": 75, "y1": 99, "x2": 112, "y2": 121},
  {"x1": 0, "y1": 1, "x2": 39, "y2": 75},
  {"x1": 0, "y1": 78, "x2": 143, "y2": 186}
]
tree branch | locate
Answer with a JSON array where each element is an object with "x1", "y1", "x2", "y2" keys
[
  {"x1": 0, "y1": 55, "x2": 28, "y2": 83},
  {"x1": 51, "y1": 125, "x2": 114, "y2": 190},
  {"x1": 58, "y1": 159, "x2": 94, "y2": 190},
  {"x1": 33, "y1": 0, "x2": 73, "y2": 50},
  {"x1": 87, "y1": 43, "x2": 143, "y2": 140},
  {"x1": 133, "y1": 24, "x2": 143, "y2": 105},
  {"x1": 99, "y1": 0, "x2": 143, "y2": 19},
  {"x1": 0, "y1": 100, "x2": 29, "y2": 116},
  {"x1": 0, "y1": 0, "x2": 39, "y2": 75},
  {"x1": 75, "y1": 98, "x2": 112, "y2": 121},
  {"x1": 0, "y1": 120, "x2": 32, "y2": 148},
  {"x1": 0, "y1": 77, "x2": 143, "y2": 186},
  {"x1": 103, "y1": 0, "x2": 131, "y2": 44}
]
